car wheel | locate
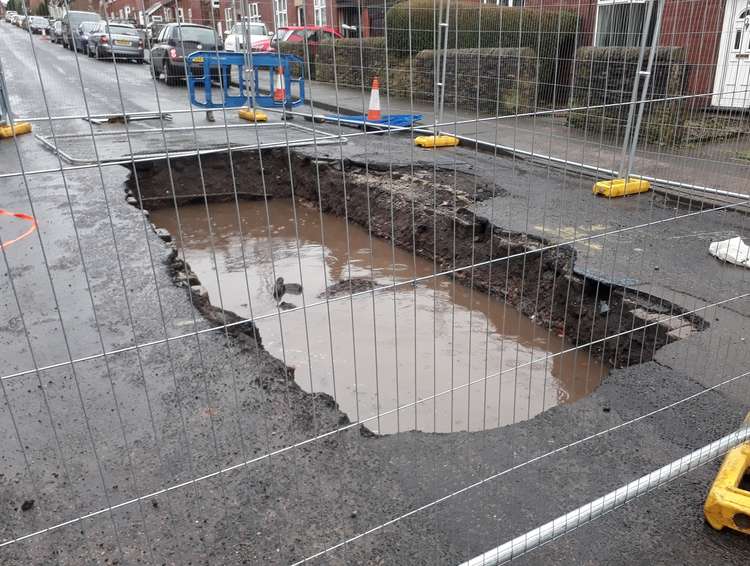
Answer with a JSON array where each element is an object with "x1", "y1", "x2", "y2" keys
[
  {"x1": 164, "y1": 62, "x2": 179, "y2": 86},
  {"x1": 87, "y1": 46, "x2": 93, "y2": 57}
]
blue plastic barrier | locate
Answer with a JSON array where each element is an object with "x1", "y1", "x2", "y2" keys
[
  {"x1": 322, "y1": 113, "x2": 423, "y2": 128},
  {"x1": 185, "y1": 51, "x2": 305, "y2": 110}
]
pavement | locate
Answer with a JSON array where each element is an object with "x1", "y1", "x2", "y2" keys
[
  {"x1": 1, "y1": 23, "x2": 750, "y2": 566},
  {"x1": 301, "y1": 79, "x2": 750, "y2": 205}
]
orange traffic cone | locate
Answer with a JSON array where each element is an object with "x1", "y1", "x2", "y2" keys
[
  {"x1": 273, "y1": 66, "x2": 286, "y2": 103},
  {"x1": 367, "y1": 76, "x2": 381, "y2": 121}
]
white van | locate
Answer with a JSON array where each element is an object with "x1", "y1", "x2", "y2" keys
[{"x1": 223, "y1": 21, "x2": 270, "y2": 52}]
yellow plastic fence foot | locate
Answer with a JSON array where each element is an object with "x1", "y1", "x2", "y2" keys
[
  {"x1": 0, "y1": 122, "x2": 32, "y2": 139},
  {"x1": 704, "y1": 412, "x2": 750, "y2": 534},
  {"x1": 238, "y1": 108, "x2": 268, "y2": 122},
  {"x1": 414, "y1": 135, "x2": 459, "y2": 148},
  {"x1": 592, "y1": 177, "x2": 650, "y2": 198}
]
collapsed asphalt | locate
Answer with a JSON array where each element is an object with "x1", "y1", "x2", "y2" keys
[{"x1": 1, "y1": 24, "x2": 750, "y2": 565}]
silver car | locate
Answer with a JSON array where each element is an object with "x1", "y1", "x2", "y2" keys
[
  {"x1": 27, "y1": 16, "x2": 50, "y2": 34},
  {"x1": 87, "y1": 22, "x2": 144, "y2": 63}
]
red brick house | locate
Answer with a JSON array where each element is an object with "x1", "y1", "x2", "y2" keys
[
  {"x1": 102, "y1": 0, "x2": 342, "y2": 35},
  {"x1": 102, "y1": 0, "x2": 393, "y2": 37},
  {"x1": 523, "y1": 0, "x2": 747, "y2": 108}
]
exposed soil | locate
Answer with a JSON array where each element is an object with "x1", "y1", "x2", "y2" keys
[{"x1": 128, "y1": 148, "x2": 706, "y2": 370}]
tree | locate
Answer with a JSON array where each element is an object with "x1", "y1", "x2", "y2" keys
[
  {"x1": 34, "y1": 1, "x2": 49, "y2": 16},
  {"x1": 5, "y1": 0, "x2": 19, "y2": 13}
]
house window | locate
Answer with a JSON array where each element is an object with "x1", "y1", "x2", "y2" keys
[
  {"x1": 314, "y1": 0, "x2": 326, "y2": 26},
  {"x1": 274, "y1": 0, "x2": 288, "y2": 28},
  {"x1": 249, "y1": 3, "x2": 260, "y2": 21},
  {"x1": 481, "y1": 0, "x2": 523, "y2": 5},
  {"x1": 177, "y1": 7, "x2": 184, "y2": 22},
  {"x1": 164, "y1": 7, "x2": 172, "y2": 22},
  {"x1": 187, "y1": 8, "x2": 192, "y2": 22},
  {"x1": 224, "y1": 7, "x2": 233, "y2": 27},
  {"x1": 296, "y1": 5, "x2": 304, "y2": 25},
  {"x1": 595, "y1": 0, "x2": 656, "y2": 48}
]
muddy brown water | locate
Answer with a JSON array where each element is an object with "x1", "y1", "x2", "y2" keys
[{"x1": 151, "y1": 199, "x2": 606, "y2": 434}]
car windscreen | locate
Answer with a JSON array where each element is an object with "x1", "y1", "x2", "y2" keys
[
  {"x1": 69, "y1": 12, "x2": 99, "y2": 26},
  {"x1": 176, "y1": 27, "x2": 217, "y2": 44},
  {"x1": 231, "y1": 23, "x2": 266, "y2": 36},
  {"x1": 107, "y1": 25, "x2": 139, "y2": 36},
  {"x1": 284, "y1": 30, "x2": 313, "y2": 41}
]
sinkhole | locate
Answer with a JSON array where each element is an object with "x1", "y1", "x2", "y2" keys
[{"x1": 130, "y1": 149, "x2": 703, "y2": 435}]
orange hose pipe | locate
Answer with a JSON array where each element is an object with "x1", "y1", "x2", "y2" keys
[{"x1": 0, "y1": 209, "x2": 37, "y2": 250}]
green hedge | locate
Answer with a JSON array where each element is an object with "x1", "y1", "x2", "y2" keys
[
  {"x1": 386, "y1": 0, "x2": 579, "y2": 102},
  {"x1": 276, "y1": 41, "x2": 310, "y2": 78}
]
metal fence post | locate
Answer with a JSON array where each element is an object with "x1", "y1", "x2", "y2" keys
[
  {"x1": 617, "y1": 0, "x2": 658, "y2": 178},
  {"x1": 625, "y1": 0, "x2": 667, "y2": 181},
  {"x1": 436, "y1": 0, "x2": 451, "y2": 125},
  {"x1": 0, "y1": 59, "x2": 9, "y2": 126}
]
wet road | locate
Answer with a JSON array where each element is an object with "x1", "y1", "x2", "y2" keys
[{"x1": 1, "y1": 20, "x2": 750, "y2": 566}]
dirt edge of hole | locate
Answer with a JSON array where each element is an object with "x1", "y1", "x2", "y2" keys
[{"x1": 124, "y1": 148, "x2": 708, "y2": 434}]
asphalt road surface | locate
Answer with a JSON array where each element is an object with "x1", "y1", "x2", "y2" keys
[{"x1": 1, "y1": 22, "x2": 750, "y2": 565}]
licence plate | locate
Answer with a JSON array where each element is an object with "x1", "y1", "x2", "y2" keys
[
  {"x1": 193, "y1": 56, "x2": 204, "y2": 63},
  {"x1": 114, "y1": 39, "x2": 129, "y2": 46}
]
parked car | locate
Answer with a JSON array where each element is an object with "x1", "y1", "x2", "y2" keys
[
  {"x1": 224, "y1": 21, "x2": 269, "y2": 53},
  {"x1": 16, "y1": 15, "x2": 27, "y2": 29},
  {"x1": 4, "y1": 11, "x2": 17, "y2": 23},
  {"x1": 27, "y1": 16, "x2": 50, "y2": 34},
  {"x1": 61, "y1": 10, "x2": 99, "y2": 50},
  {"x1": 51, "y1": 20, "x2": 64, "y2": 43},
  {"x1": 87, "y1": 22, "x2": 144, "y2": 63},
  {"x1": 252, "y1": 25, "x2": 342, "y2": 52},
  {"x1": 149, "y1": 23, "x2": 222, "y2": 86}
]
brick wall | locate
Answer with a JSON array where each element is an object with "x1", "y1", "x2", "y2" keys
[
  {"x1": 569, "y1": 46, "x2": 688, "y2": 144},
  {"x1": 413, "y1": 47, "x2": 537, "y2": 114}
]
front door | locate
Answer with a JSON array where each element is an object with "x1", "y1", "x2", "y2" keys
[{"x1": 713, "y1": 2, "x2": 750, "y2": 108}]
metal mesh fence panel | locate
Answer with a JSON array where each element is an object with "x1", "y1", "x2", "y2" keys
[{"x1": 0, "y1": 0, "x2": 749, "y2": 564}]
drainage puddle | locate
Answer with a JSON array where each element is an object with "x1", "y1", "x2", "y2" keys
[{"x1": 151, "y1": 199, "x2": 606, "y2": 434}]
